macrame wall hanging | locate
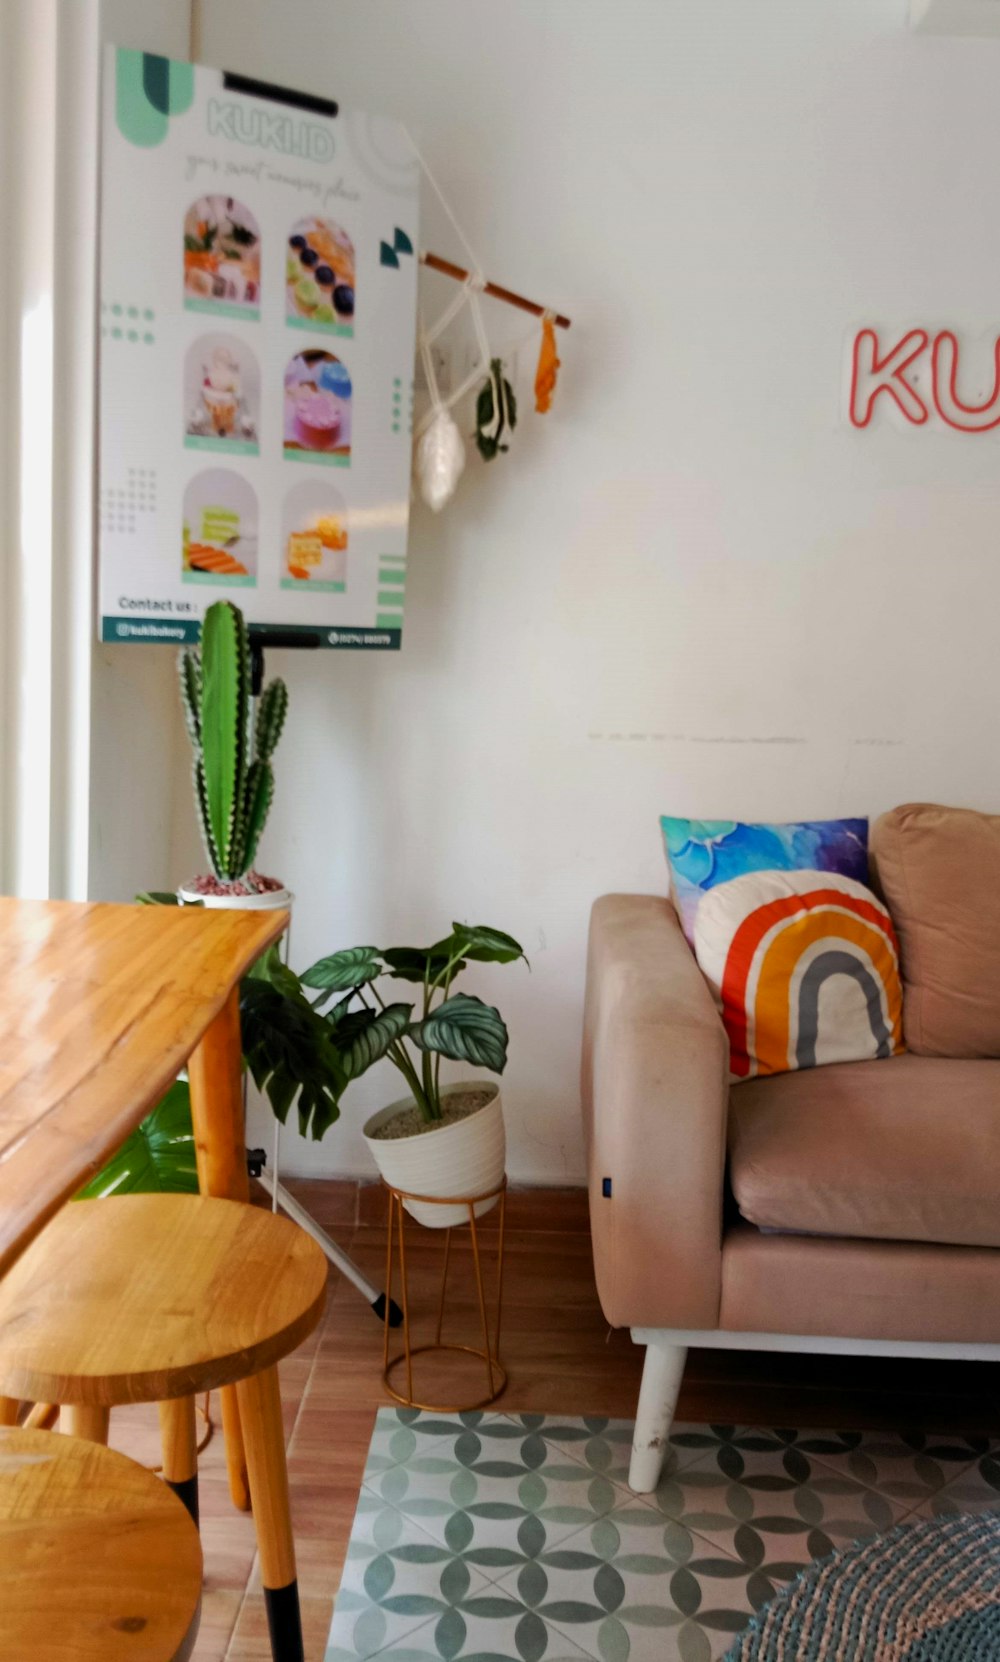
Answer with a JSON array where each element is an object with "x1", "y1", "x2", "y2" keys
[{"x1": 406, "y1": 134, "x2": 570, "y2": 513}]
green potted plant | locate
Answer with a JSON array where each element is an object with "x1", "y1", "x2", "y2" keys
[
  {"x1": 296, "y1": 926, "x2": 526, "y2": 1226},
  {"x1": 177, "y1": 599, "x2": 289, "y2": 908}
]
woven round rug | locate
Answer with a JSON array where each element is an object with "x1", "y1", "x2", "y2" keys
[{"x1": 723, "y1": 1511, "x2": 1000, "y2": 1661}]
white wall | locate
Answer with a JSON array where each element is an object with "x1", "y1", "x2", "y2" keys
[{"x1": 111, "y1": 0, "x2": 1000, "y2": 1180}]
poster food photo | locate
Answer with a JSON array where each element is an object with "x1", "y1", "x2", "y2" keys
[{"x1": 99, "y1": 49, "x2": 418, "y2": 648}]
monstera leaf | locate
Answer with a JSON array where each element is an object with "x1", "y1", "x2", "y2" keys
[
  {"x1": 240, "y1": 974, "x2": 347, "y2": 1140},
  {"x1": 408, "y1": 993, "x2": 509, "y2": 1074},
  {"x1": 78, "y1": 1081, "x2": 199, "y2": 1198}
]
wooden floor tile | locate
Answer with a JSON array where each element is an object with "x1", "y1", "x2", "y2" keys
[{"x1": 223, "y1": 1592, "x2": 334, "y2": 1659}]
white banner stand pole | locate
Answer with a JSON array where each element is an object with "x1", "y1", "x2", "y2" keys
[{"x1": 248, "y1": 632, "x2": 403, "y2": 1327}]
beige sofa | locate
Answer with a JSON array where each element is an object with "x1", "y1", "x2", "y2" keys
[{"x1": 581, "y1": 804, "x2": 1000, "y2": 1491}]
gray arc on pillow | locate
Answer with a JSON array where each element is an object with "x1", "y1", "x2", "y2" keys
[{"x1": 796, "y1": 950, "x2": 894, "y2": 1069}]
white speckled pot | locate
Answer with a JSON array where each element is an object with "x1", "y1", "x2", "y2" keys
[
  {"x1": 177, "y1": 884, "x2": 293, "y2": 911},
  {"x1": 363, "y1": 1082, "x2": 505, "y2": 1228}
]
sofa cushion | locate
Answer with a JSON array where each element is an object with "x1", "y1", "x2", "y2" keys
[
  {"x1": 720, "y1": 1223, "x2": 1000, "y2": 1344},
  {"x1": 728, "y1": 1052, "x2": 1000, "y2": 1249},
  {"x1": 871, "y1": 803, "x2": 1000, "y2": 1057}
]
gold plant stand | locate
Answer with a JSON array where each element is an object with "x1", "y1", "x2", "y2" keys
[{"x1": 381, "y1": 1176, "x2": 508, "y2": 1412}]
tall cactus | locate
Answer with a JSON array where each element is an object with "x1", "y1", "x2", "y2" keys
[{"x1": 178, "y1": 602, "x2": 288, "y2": 885}]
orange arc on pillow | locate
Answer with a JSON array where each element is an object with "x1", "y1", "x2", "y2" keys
[{"x1": 721, "y1": 887, "x2": 903, "y2": 1078}]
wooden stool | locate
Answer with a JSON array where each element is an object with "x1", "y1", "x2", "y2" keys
[
  {"x1": 0, "y1": 1425, "x2": 202, "y2": 1659},
  {"x1": 0, "y1": 1195, "x2": 327, "y2": 1662}
]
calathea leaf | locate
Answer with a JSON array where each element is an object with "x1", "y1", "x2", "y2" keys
[
  {"x1": 383, "y1": 945, "x2": 466, "y2": 984},
  {"x1": 326, "y1": 989, "x2": 360, "y2": 1026},
  {"x1": 301, "y1": 946, "x2": 382, "y2": 993},
  {"x1": 334, "y1": 1003, "x2": 413, "y2": 1081},
  {"x1": 450, "y1": 923, "x2": 527, "y2": 965},
  {"x1": 408, "y1": 993, "x2": 509, "y2": 1074}
]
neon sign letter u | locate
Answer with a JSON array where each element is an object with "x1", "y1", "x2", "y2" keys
[{"x1": 932, "y1": 331, "x2": 1000, "y2": 432}]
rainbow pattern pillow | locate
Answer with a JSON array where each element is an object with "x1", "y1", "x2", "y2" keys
[{"x1": 692, "y1": 868, "x2": 904, "y2": 1081}]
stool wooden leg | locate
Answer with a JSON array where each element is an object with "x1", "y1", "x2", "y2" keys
[
  {"x1": 220, "y1": 1384, "x2": 251, "y2": 1511},
  {"x1": 236, "y1": 1364, "x2": 302, "y2": 1662},
  {"x1": 23, "y1": 1402, "x2": 59, "y2": 1431},
  {"x1": 159, "y1": 1396, "x2": 200, "y2": 1525},
  {"x1": 64, "y1": 1404, "x2": 110, "y2": 1443},
  {"x1": 189, "y1": 987, "x2": 253, "y2": 1514},
  {"x1": 0, "y1": 1397, "x2": 19, "y2": 1427}
]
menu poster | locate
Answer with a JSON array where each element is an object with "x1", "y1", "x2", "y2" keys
[{"x1": 99, "y1": 49, "x2": 419, "y2": 649}]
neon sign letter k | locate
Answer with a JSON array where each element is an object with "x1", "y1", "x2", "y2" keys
[{"x1": 850, "y1": 329, "x2": 930, "y2": 428}]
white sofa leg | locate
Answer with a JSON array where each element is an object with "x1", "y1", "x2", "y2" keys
[{"x1": 628, "y1": 1339, "x2": 688, "y2": 1492}]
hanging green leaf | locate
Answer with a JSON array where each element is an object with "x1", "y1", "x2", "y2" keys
[
  {"x1": 408, "y1": 993, "x2": 509, "y2": 1073},
  {"x1": 77, "y1": 1081, "x2": 199, "y2": 1198},
  {"x1": 135, "y1": 890, "x2": 182, "y2": 907}
]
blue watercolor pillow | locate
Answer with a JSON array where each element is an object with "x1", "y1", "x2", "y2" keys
[{"x1": 661, "y1": 816, "x2": 869, "y2": 944}]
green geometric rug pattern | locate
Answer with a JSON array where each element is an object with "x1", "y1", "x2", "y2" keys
[{"x1": 325, "y1": 1412, "x2": 1000, "y2": 1662}]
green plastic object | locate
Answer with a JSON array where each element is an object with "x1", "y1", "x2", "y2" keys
[{"x1": 78, "y1": 1080, "x2": 199, "y2": 1199}]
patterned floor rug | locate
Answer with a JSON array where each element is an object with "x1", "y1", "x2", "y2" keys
[
  {"x1": 325, "y1": 1412, "x2": 1000, "y2": 1662},
  {"x1": 722, "y1": 1510, "x2": 1000, "y2": 1661}
]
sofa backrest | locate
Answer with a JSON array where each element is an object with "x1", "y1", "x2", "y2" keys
[{"x1": 871, "y1": 803, "x2": 1000, "y2": 1058}]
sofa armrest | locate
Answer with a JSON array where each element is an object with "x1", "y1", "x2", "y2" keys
[{"x1": 580, "y1": 894, "x2": 729, "y2": 1329}]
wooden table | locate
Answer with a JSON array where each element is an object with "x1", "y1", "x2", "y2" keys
[{"x1": 0, "y1": 896, "x2": 287, "y2": 1506}]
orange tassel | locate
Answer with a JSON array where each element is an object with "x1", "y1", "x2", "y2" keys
[{"x1": 534, "y1": 314, "x2": 560, "y2": 413}]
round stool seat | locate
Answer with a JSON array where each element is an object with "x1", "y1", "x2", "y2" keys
[
  {"x1": 0, "y1": 1195, "x2": 327, "y2": 1405},
  {"x1": 0, "y1": 1426, "x2": 202, "y2": 1660}
]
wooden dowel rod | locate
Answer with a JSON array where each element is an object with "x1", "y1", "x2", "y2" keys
[{"x1": 420, "y1": 251, "x2": 571, "y2": 329}]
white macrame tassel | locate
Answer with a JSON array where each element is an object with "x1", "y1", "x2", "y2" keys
[{"x1": 415, "y1": 408, "x2": 466, "y2": 512}]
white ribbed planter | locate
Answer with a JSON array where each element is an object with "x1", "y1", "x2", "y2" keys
[
  {"x1": 177, "y1": 883, "x2": 293, "y2": 911},
  {"x1": 363, "y1": 1082, "x2": 506, "y2": 1229}
]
